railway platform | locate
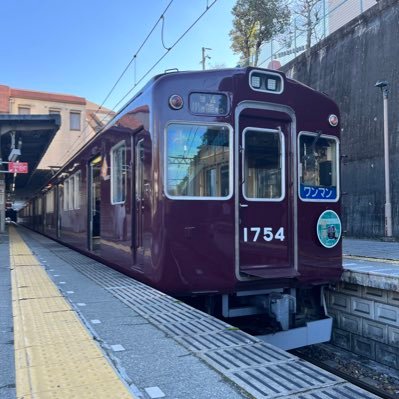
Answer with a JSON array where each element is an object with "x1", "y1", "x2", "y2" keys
[
  {"x1": 343, "y1": 237, "x2": 399, "y2": 290},
  {"x1": 1, "y1": 225, "x2": 380, "y2": 399}
]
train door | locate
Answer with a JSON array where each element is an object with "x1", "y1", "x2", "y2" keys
[
  {"x1": 88, "y1": 155, "x2": 102, "y2": 251},
  {"x1": 236, "y1": 103, "x2": 298, "y2": 279}
]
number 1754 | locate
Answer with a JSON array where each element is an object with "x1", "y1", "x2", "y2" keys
[{"x1": 243, "y1": 227, "x2": 285, "y2": 242}]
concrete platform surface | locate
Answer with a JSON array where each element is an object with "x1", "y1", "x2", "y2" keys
[
  {"x1": 0, "y1": 226, "x2": 381, "y2": 399},
  {"x1": 344, "y1": 238, "x2": 399, "y2": 290}
]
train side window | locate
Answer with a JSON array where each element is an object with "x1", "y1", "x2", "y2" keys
[
  {"x1": 68, "y1": 176, "x2": 74, "y2": 210},
  {"x1": 298, "y1": 132, "x2": 339, "y2": 202},
  {"x1": 37, "y1": 197, "x2": 43, "y2": 215},
  {"x1": 243, "y1": 128, "x2": 285, "y2": 201},
  {"x1": 46, "y1": 189, "x2": 54, "y2": 213},
  {"x1": 111, "y1": 141, "x2": 126, "y2": 204},
  {"x1": 63, "y1": 179, "x2": 69, "y2": 211},
  {"x1": 165, "y1": 123, "x2": 232, "y2": 199},
  {"x1": 74, "y1": 171, "x2": 81, "y2": 209}
]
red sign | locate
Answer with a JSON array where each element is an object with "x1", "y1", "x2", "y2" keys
[{"x1": 8, "y1": 162, "x2": 28, "y2": 174}]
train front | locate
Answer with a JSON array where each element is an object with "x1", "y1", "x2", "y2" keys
[{"x1": 153, "y1": 67, "x2": 342, "y2": 349}]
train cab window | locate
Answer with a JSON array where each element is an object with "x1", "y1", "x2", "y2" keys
[
  {"x1": 166, "y1": 123, "x2": 232, "y2": 199},
  {"x1": 111, "y1": 142, "x2": 126, "y2": 204},
  {"x1": 298, "y1": 132, "x2": 339, "y2": 201},
  {"x1": 243, "y1": 128, "x2": 284, "y2": 201}
]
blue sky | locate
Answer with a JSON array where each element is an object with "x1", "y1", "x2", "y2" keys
[{"x1": 1, "y1": 0, "x2": 237, "y2": 111}]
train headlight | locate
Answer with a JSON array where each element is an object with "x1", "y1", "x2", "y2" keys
[
  {"x1": 328, "y1": 114, "x2": 339, "y2": 127},
  {"x1": 169, "y1": 94, "x2": 183, "y2": 110},
  {"x1": 266, "y1": 78, "x2": 277, "y2": 91},
  {"x1": 249, "y1": 70, "x2": 283, "y2": 94},
  {"x1": 251, "y1": 75, "x2": 261, "y2": 89}
]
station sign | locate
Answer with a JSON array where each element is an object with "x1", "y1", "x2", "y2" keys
[{"x1": 8, "y1": 162, "x2": 28, "y2": 174}]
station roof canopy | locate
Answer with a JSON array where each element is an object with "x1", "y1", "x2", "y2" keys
[{"x1": 0, "y1": 114, "x2": 61, "y2": 206}]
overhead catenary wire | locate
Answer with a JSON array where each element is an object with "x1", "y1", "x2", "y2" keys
[
  {"x1": 54, "y1": 0, "x2": 176, "y2": 168},
  {"x1": 56, "y1": 0, "x2": 218, "y2": 169},
  {"x1": 97, "y1": 0, "x2": 175, "y2": 112},
  {"x1": 110, "y1": 0, "x2": 218, "y2": 113}
]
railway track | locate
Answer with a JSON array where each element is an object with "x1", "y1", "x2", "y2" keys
[{"x1": 292, "y1": 344, "x2": 399, "y2": 399}]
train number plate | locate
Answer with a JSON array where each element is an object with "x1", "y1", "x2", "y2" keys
[{"x1": 243, "y1": 227, "x2": 285, "y2": 242}]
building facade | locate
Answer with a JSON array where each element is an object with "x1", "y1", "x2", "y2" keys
[{"x1": 0, "y1": 85, "x2": 113, "y2": 170}]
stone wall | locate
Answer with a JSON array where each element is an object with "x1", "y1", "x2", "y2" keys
[
  {"x1": 281, "y1": 0, "x2": 399, "y2": 238},
  {"x1": 327, "y1": 282, "x2": 399, "y2": 369}
]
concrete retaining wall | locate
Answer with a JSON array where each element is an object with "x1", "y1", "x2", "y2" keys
[
  {"x1": 281, "y1": 0, "x2": 399, "y2": 238},
  {"x1": 327, "y1": 282, "x2": 399, "y2": 369}
]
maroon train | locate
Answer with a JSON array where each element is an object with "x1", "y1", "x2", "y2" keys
[{"x1": 20, "y1": 67, "x2": 342, "y2": 348}]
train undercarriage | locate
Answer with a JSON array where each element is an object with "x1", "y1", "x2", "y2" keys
[{"x1": 189, "y1": 285, "x2": 332, "y2": 350}]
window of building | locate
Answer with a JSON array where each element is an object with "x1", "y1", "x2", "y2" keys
[
  {"x1": 70, "y1": 111, "x2": 81, "y2": 130},
  {"x1": 166, "y1": 123, "x2": 232, "y2": 199},
  {"x1": 298, "y1": 132, "x2": 339, "y2": 202},
  {"x1": 243, "y1": 128, "x2": 284, "y2": 201},
  {"x1": 111, "y1": 142, "x2": 126, "y2": 204},
  {"x1": 49, "y1": 109, "x2": 61, "y2": 115},
  {"x1": 18, "y1": 106, "x2": 30, "y2": 115}
]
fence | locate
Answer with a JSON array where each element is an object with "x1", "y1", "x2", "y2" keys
[{"x1": 255, "y1": 0, "x2": 376, "y2": 69}]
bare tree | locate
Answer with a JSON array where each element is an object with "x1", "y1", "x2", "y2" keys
[{"x1": 292, "y1": 0, "x2": 324, "y2": 50}]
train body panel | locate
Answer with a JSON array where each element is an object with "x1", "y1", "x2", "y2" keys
[{"x1": 19, "y1": 67, "x2": 342, "y2": 298}]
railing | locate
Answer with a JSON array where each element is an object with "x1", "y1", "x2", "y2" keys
[{"x1": 253, "y1": 0, "x2": 376, "y2": 69}]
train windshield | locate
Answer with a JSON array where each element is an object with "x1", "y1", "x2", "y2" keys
[
  {"x1": 166, "y1": 123, "x2": 231, "y2": 199},
  {"x1": 299, "y1": 132, "x2": 339, "y2": 201}
]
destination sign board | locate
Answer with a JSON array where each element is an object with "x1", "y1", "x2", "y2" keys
[{"x1": 8, "y1": 162, "x2": 28, "y2": 174}]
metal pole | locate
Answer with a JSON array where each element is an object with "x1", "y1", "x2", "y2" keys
[
  {"x1": 270, "y1": 39, "x2": 274, "y2": 63},
  {"x1": 201, "y1": 47, "x2": 211, "y2": 70},
  {"x1": 382, "y1": 87, "x2": 392, "y2": 237}
]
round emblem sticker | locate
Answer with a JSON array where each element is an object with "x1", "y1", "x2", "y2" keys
[{"x1": 316, "y1": 210, "x2": 342, "y2": 248}]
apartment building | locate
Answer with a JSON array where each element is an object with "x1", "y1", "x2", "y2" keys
[{"x1": 0, "y1": 85, "x2": 114, "y2": 169}]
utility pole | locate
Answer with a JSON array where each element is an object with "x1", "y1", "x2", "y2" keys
[
  {"x1": 375, "y1": 80, "x2": 392, "y2": 238},
  {"x1": 201, "y1": 47, "x2": 212, "y2": 70}
]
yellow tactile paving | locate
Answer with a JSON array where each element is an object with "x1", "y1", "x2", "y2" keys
[
  {"x1": 15, "y1": 340, "x2": 104, "y2": 369},
  {"x1": 16, "y1": 358, "x2": 126, "y2": 396},
  {"x1": 18, "y1": 297, "x2": 72, "y2": 313},
  {"x1": 14, "y1": 284, "x2": 62, "y2": 300},
  {"x1": 12, "y1": 254, "x2": 42, "y2": 266},
  {"x1": 19, "y1": 382, "x2": 134, "y2": 399},
  {"x1": 9, "y1": 227, "x2": 135, "y2": 399}
]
